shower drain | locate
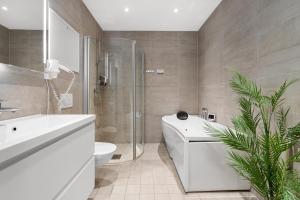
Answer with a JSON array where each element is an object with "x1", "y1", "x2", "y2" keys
[{"x1": 112, "y1": 154, "x2": 122, "y2": 160}]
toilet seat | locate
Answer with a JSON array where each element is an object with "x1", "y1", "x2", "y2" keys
[{"x1": 94, "y1": 142, "x2": 116, "y2": 167}]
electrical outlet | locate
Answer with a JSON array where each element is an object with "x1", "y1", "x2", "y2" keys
[{"x1": 60, "y1": 93, "x2": 73, "y2": 109}]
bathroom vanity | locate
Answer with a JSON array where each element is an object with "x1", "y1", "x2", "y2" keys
[{"x1": 0, "y1": 115, "x2": 95, "y2": 200}]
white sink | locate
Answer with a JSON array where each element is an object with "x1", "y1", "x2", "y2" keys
[{"x1": 0, "y1": 115, "x2": 95, "y2": 164}]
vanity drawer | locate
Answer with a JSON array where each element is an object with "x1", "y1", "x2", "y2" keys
[
  {"x1": 56, "y1": 157, "x2": 95, "y2": 200},
  {"x1": 0, "y1": 123, "x2": 95, "y2": 200}
]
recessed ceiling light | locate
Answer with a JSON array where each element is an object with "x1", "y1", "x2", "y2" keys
[
  {"x1": 1, "y1": 6, "x2": 8, "y2": 11},
  {"x1": 173, "y1": 8, "x2": 179, "y2": 13},
  {"x1": 124, "y1": 7, "x2": 129, "y2": 13}
]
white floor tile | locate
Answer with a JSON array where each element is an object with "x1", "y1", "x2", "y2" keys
[{"x1": 91, "y1": 143, "x2": 257, "y2": 200}]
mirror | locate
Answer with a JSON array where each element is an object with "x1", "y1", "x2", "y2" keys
[
  {"x1": 0, "y1": 0, "x2": 44, "y2": 71},
  {"x1": 48, "y1": 9, "x2": 80, "y2": 73}
]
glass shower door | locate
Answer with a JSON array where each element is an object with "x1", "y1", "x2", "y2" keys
[
  {"x1": 84, "y1": 36, "x2": 144, "y2": 164},
  {"x1": 98, "y1": 38, "x2": 135, "y2": 163}
]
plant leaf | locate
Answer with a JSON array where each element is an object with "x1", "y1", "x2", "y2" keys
[
  {"x1": 210, "y1": 72, "x2": 300, "y2": 200},
  {"x1": 270, "y1": 80, "x2": 298, "y2": 112}
]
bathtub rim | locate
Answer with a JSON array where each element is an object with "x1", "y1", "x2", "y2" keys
[{"x1": 161, "y1": 114, "x2": 219, "y2": 142}]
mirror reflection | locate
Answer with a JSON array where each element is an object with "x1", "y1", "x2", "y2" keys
[{"x1": 0, "y1": 0, "x2": 44, "y2": 71}]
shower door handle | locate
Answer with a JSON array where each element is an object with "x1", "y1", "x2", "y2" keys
[
  {"x1": 136, "y1": 111, "x2": 142, "y2": 118},
  {"x1": 109, "y1": 62, "x2": 112, "y2": 86}
]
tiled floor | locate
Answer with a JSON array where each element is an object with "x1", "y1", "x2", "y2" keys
[{"x1": 89, "y1": 143, "x2": 258, "y2": 200}]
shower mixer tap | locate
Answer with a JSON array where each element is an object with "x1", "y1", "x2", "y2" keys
[{"x1": 0, "y1": 100, "x2": 20, "y2": 113}]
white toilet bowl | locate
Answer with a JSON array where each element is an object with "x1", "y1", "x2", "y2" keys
[{"x1": 94, "y1": 142, "x2": 117, "y2": 167}]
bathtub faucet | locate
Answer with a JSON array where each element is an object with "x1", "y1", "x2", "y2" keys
[{"x1": 201, "y1": 107, "x2": 208, "y2": 120}]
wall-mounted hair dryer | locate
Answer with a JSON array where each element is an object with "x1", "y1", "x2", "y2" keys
[
  {"x1": 44, "y1": 59, "x2": 75, "y2": 112},
  {"x1": 44, "y1": 59, "x2": 74, "y2": 80}
]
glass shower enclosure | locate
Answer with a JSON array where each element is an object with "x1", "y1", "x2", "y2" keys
[{"x1": 83, "y1": 36, "x2": 144, "y2": 164}]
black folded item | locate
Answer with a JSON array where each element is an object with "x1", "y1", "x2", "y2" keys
[{"x1": 177, "y1": 111, "x2": 188, "y2": 120}]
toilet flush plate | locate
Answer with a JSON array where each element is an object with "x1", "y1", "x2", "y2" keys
[{"x1": 60, "y1": 93, "x2": 73, "y2": 109}]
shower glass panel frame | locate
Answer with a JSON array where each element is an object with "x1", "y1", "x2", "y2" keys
[
  {"x1": 83, "y1": 36, "x2": 145, "y2": 164},
  {"x1": 134, "y1": 47, "x2": 145, "y2": 159},
  {"x1": 83, "y1": 36, "x2": 98, "y2": 115}
]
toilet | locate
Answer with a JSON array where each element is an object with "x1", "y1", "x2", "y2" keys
[{"x1": 94, "y1": 142, "x2": 117, "y2": 167}]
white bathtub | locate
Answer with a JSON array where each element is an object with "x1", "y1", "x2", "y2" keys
[{"x1": 161, "y1": 114, "x2": 250, "y2": 192}]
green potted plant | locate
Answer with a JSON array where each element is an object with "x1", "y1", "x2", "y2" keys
[{"x1": 207, "y1": 72, "x2": 300, "y2": 200}]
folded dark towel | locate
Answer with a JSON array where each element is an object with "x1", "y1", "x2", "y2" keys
[{"x1": 177, "y1": 111, "x2": 188, "y2": 120}]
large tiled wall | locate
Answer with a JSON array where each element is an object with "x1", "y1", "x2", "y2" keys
[
  {"x1": 197, "y1": 0, "x2": 300, "y2": 170},
  {"x1": 103, "y1": 31, "x2": 198, "y2": 143},
  {"x1": 0, "y1": 25, "x2": 9, "y2": 63},
  {"x1": 0, "y1": 0, "x2": 102, "y2": 121}
]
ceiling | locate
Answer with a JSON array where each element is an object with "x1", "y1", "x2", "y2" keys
[
  {"x1": 83, "y1": 0, "x2": 222, "y2": 31},
  {"x1": 0, "y1": 0, "x2": 43, "y2": 30}
]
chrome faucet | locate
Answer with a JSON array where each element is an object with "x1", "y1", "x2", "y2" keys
[
  {"x1": 201, "y1": 107, "x2": 208, "y2": 120},
  {"x1": 0, "y1": 100, "x2": 20, "y2": 113}
]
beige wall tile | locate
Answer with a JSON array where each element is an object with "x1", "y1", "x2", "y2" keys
[
  {"x1": 198, "y1": 0, "x2": 300, "y2": 171},
  {"x1": 198, "y1": 0, "x2": 300, "y2": 125},
  {"x1": 103, "y1": 31, "x2": 198, "y2": 143}
]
